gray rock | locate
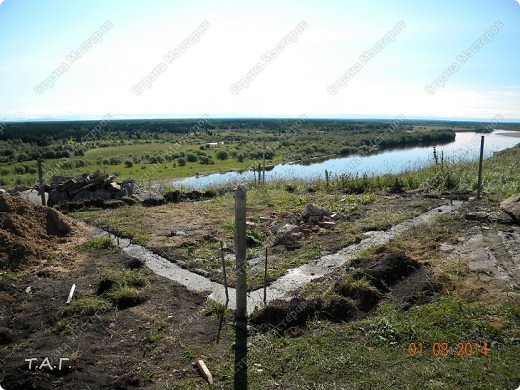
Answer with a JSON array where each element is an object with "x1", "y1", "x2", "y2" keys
[
  {"x1": 0, "y1": 189, "x2": 5, "y2": 194},
  {"x1": 122, "y1": 180, "x2": 136, "y2": 195},
  {"x1": 271, "y1": 223, "x2": 285, "y2": 234},
  {"x1": 305, "y1": 203, "x2": 329, "y2": 217},
  {"x1": 500, "y1": 193, "x2": 520, "y2": 223},
  {"x1": 274, "y1": 224, "x2": 303, "y2": 248},
  {"x1": 276, "y1": 224, "x2": 301, "y2": 236}
]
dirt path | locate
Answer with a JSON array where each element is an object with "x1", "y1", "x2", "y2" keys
[{"x1": 104, "y1": 201, "x2": 464, "y2": 314}]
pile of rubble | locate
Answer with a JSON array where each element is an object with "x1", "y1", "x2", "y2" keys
[
  {"x1": 273, "y1": 203, "x2": 340, "y2": 249},
  {"x1": 42, "y1": 174, "x2": 133, "y2": 206},
  {"x1": 36, "y1": 174, "x2": 169, "y2": 207}
]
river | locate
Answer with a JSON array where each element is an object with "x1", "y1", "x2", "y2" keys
[{"x1": 170, "y1": 131, "x2": 520, "y2": 189}]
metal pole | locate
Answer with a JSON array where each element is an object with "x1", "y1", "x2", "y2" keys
[
  {"x1": 477, "y1": 136, "x2": 485, "y2": 199},
  {"x1": 37, "y1": 159, "x2": 46, "y2": 206},
  {"x1": 263, "y1": 247, "x2": 268, "y2": 304},
  {"x1": 220, "y1": 241, "x2": 229, "y2": 306},
  {"x1": 216, "y1": 241, "x2": 229, "y2": 344},
  {"x1": 234, "y1": 185, "x2": 247, "y2": 390},
  {"x1": 262, "y1": 140, "x2": 266, "y2": 185}
]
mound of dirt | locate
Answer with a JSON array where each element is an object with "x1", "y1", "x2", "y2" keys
[
  {"x1": 350, "y1": 250, "x2": 420, "y2": 292},
  {"x1": 250, "y1": 297, "x2": 320, "y2": 333},
  {"x1": 0, "y1": 194, "x2": 75, "y2": 270},
  {"x1": 252, "y1": 249, "x2": 443, "y2": 334},
  {"x1": 390, "y1": 266, "x2": 443, "y2": 310},
  {"x1": 320, "y1": 297, "x2": 358, "y2": 322}
]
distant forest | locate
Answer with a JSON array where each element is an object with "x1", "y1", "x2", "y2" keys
[{"x1": 1, "y1": 118, "x2": 517, "y2": 145}]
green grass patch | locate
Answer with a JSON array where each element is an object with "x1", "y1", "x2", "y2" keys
[
  {"x1": 66, "y1": 297, "x2": 111, "y2": 316},
  {"x1": 98, "y1": 269, "x2": 147, "y2": 308},
  {"x1": 144, "y1": 317, "x2": 168, "y2": 352},
  {"x1": 78, "y1": 236, "x2": 115, "y2": 251},
  {"x1": 177, "y1": 294, "x2": 519, "y2": 389},
  {"x1": 51, "y1": 319, "x2": 76, "y2": 334}
]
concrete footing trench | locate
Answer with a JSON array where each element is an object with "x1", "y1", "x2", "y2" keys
[{"x1": 99, "y1": 201, "x2": 463, "y2": 315}]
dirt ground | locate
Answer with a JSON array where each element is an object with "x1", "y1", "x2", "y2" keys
[
  {"x1": 84, "y1": 193, "x2": 444, "y2": 291},
  {"x1": 0, "y1": 209, "x2": 228, "y2": 389},
  {"x1": 1, "y1": 191, "x2": 518, "y2": 388}
]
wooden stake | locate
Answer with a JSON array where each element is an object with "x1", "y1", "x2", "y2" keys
[
  {"x1": 196, "y1": 359, "x2": 214, "y2": 385},
  {"x1": 37, "y1": 159, "x2": 46, "y2": 206},
  {"x1": 234, "y1": 185, "x2": 247, "y2": 390},
  {"x1": 477, "y1": 136, "x2": 485, "y2": 200},
  {"x1": 66, "y1": 284, "x2": 76, "y2": 304}
]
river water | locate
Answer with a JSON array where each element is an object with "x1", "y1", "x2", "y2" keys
[{"x1": 171, "y1": 131, "x2": 520, "y2": 189}]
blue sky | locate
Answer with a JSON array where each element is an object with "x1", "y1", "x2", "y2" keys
[{"x1": 0, "y1": 0, "x2": 519, "y2": 121}]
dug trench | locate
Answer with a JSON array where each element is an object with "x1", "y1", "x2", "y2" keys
[{"x1": 250, "y1": 248, "x2": 443, "y2": 334}]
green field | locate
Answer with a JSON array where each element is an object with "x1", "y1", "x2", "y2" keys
[{"x1": 0, "y1": 119, "x2": 462, "y2": 187}]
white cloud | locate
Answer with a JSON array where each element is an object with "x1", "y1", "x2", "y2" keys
[
  {"x1": 516, "y1": 0, "x2": 520, "y2": 6},
  {"x1": 0, "y1": 0, "x2": 5, "y2": 6}
]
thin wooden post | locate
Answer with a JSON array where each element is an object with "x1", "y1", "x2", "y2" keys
[
  {"x1": 234, "y1": 185, "x2": 247, "y2": 390},
  {"x1": 477, "y1": 136, "x2": 485, "y2": 200},
  {"x1": 263, "y1": 247, "x2": 268, "y2": 304},
  {"x1": 37, "y1": 159, "x2": 46, "y2": 206}
]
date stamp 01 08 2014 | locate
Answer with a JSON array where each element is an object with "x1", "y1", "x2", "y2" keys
[{"x1": 407, "y1": 341, "x2": 489, "y2": 357}]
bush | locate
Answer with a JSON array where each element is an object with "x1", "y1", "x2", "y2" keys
[
  {"x1": 339, "y1": 146, "x2": 355, "y2": 155},
  {"x1": 14, "y1": 165, "x2": 26, "y2": 175},
  {"x1": 186, "y1": 153, "x2": 198, "y2": 163},
  {"x1": 17, "y1": 153, "x2": 30, "y2": 162},
  {"x1": 199, "y1": 155, "x2": 214, "y2": 165},
  {"x1": 177, "y1": 157, "x2": 186, "y2": 166},
  {"x1": 109, "y1": 157, "x2": 122, "y2": 165},
  {"x1": 124, "y1": 160, "x2": 133, "y2": 168},
  {"x1": 215, "y1": 150, "x2": 229, "y2": 160},
  {"x1": 42, "y1": 150, "x2": 56, "y2": 159}
]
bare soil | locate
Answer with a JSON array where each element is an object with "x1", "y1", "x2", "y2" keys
[
  {"x1": 0, "y1": 197, "x2": 227, "y2": 389},
  {"x1": 0, "y1": 194, "x2": 81, "y2": 270}
]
